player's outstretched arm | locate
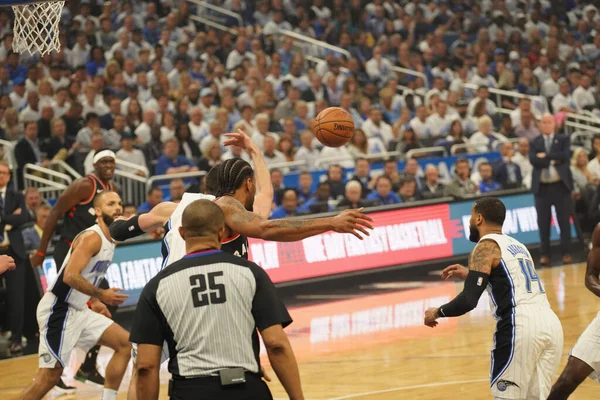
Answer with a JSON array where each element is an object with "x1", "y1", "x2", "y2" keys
[
  {"x1": 425, "y1": 240, "x2": 500, "y2": 327},
  {"x1": 63, "y1": 231, "x2": 128, "y2": 306},
  {"x1": 217, "y1": 196, "x2": 373, "y2": 242},
  {"x1": 224, "y1": 130, "x2": 274, "y2": 219},
  {"x1": 585, "y1": 225, "x2": 600, "y2": 297},
  {"x1": 30, "y1": 177, "x2": 95, "y2": 268},
  {"x1": 110, "y1": 202, "x2": 178, "y2": 241}
]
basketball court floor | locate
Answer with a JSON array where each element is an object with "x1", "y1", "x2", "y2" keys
[{"x1": 1, "y1": 260, "x2": 598, "y2": 399}]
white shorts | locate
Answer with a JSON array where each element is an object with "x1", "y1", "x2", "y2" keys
[
  {"x1": 491, "y1": 306, "x2": 564, "y2": 400},
  {"x1": 570, "y1": 311, "x2": 600, "y2": 383},
  {"x1": 37, "y1": 292, "x2": 113, "y2": 369},
  {"x1": 131, "y1": 341, "x2": 170, "y2": 365}
]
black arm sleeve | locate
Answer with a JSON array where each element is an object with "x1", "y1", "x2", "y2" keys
[
  {"x1": 438, "y1": 270, "x2": 489, "y2": 318},
  {"x1": 129, "y1": 278, "x2": 165, "y2": 346},
  {"x1": 109, "y1": 215, "x2": 145, "y2": 241},
  {"x1": 250, "y1": 263, "x2": 293, "y2": 331}
]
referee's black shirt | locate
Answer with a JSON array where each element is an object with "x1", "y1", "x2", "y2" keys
[{"x1": 129, "y1": 249, "x2": 292, "y2": 378}]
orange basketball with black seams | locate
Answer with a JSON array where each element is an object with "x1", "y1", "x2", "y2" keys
[{"x1": 313, "y1": 107, "x2": 355, "y2": 148}]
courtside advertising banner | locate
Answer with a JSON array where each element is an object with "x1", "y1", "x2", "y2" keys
[{"x1": 39, "y1": 193, "x2": 575, "y2": 306}]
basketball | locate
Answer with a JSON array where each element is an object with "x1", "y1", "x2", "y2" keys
[{"x1": 313, "y1": 107, "x2": 355, "y2": 148}]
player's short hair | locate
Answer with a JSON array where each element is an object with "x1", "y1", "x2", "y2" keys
[
  {"x1": 474, "y1": 197, "x2": 506, "y2": 226},
  {"x1": 205, "y1": 163, "x2": 222, "y2": 195},
  {"x1": 93, "y1": 190, "x2": 118, "y2": 208},
  {"x1": 181, "y1": 199, "x2": 224, "y2": 238}
]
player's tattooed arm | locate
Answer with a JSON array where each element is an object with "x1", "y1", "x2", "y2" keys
[
  {"x1": 219, "y1": 196, "x2": 372, "y2": 241},
  {"x1": 585, "y1": 225, "x2": 600, "y2": 297},
  {"x1": 468, "y1": 240, "x2": 501, "y2": 275}
]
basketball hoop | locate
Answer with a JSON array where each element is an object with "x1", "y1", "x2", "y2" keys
[{"x1": 3, "y1": 0, "x2": 65, "y2": 56}]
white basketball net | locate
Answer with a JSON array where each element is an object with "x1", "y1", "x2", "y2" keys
[{"x1": 11, "y1": 1, "x2": 64, "y2": 56}]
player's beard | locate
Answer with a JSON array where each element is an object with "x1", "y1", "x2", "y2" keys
[
  {"x1": 101, "y1": 212, "x2": 115, "y2": 226},
  {"x1": 469, "y1": 224, "x2": 480, "y2": 243}
]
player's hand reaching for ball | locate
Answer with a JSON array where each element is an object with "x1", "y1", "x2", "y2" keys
[
  {"x1": 99, "y1": 288, "x2": 129, "y2": 306},
  {"x1": 331, "y1": 208, "x2": 374, "y2": 239},
  {"x1": 441, "y1": 264, "x2": 469, "y2": 280},
  {"x1": 223, "y1": 129, "x2": 256, "y2": 152}
]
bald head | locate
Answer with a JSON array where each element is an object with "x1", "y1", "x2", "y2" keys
[
  {"x1": 539, "y1": 114, "x2": 556, "y2": 136},
  {"x1": 180, "y1": 200, "x2": 225, "y2": 241}
]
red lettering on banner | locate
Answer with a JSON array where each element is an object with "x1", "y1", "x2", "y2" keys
[{"x1": 247, "y1": 204, "x2": 454, "y2": 283}]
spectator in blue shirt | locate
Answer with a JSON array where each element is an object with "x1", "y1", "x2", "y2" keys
[
  {"x1": 270, "y1": 188, "x2": 302, "y2": 219},
  {"x1": 154, "y1": 138, "x2": 199, "y2": 176},
  {"x1": 478, "y1": 162, "x2": 502, "y2": 194},
  {"x1": 297, "y1": 171, "x2": 314, "y2": 206},
  {"x1": 366, "y1": 176, "x2": 402, "y2": 205},
  {"x1": 298, "y1": 181, "x2": 334, "y2": 214},
  {"x1": 137, "y1": 186, "x2": 163, "y2": 213},
  {"x1": 6, "y1": 51, "x2": 26, "y2": 82}
]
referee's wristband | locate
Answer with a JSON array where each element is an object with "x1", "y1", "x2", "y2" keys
[{"x1": 35, "y1": 250, "x2": 45, "y2": 257}]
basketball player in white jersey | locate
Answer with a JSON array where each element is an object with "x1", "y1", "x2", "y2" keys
[
  {"x1": 424, "y1": 197, "x2": 563, "y2": 399},
  {"x1": 19, "y1": 191, "x2": 131, "y2": 400},
  {"x1": 547, "y1": 223, "x2": 600, "y2": 399}
]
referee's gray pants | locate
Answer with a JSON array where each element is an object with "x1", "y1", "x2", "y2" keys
[{"x1": 169, "y1": 372, "x2": 272, "y2": 400}]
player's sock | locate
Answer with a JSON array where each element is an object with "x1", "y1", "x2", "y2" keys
[
  {"x1": 100, "y1": 388, "x2": 117, "y2": 400},
  {"x1": 81, "y1": 345, "x2": 100, "y2": 372}
]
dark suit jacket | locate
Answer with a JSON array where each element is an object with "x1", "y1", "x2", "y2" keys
[
  {"x1": 14, "y1": 138, "x2": 40, "y2": 190},
  {"x1": 420, "y1": 182, "x2": 446, "y2": 199},
  {"x1": 350, "y1": 175, "x2": 372, "y2": 197},
  {"x1": 99, "y1": 113, "x2": 115, "y2": 131},
  {"x1": 1, "y1": 189, "x2": 32, "y2": 259},
  {"x1": 529, "y1": 134, "x2": 573, "y2": 194},
  {"x1": 493, "y1": 161, "x2": 523, "y2": 188},
  {"x1": 301, "y1": 84, "x2": 330, "y2": 104}
]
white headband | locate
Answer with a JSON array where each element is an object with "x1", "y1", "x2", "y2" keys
[{"x1": 93, "y1": 150, "x2": 116, "y2": 164}]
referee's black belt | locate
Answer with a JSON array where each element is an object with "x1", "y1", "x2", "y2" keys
[
  {"x1": 168, "y1": 371, "x2": 262, "y2": 393},
  {"x1": 170, "y1": 371, "x2": 261, "y2": 381}
]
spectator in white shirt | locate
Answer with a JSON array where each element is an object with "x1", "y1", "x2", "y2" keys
[
  {"x1": 188, "y1": 107, "x2": 209, "y2": 142},
  {"x1": 251, "y1": 113, "x2": 279, "y2": 151},
  {"x1": 263, "y1": 10, "x2": 293, "y2": 35},
  {"x1": 108, "y1": 31, "x2": 140, "y2": 60},
  {"x1": 426, "y1": 100, "x2": 454, "y2": 137},
  {"x1": 552, "y1": 78, "x2": 577, "y2": 114},
  {"x1": 9, "y1": 78, "x2": 27, "y2": 111},
  {"x1": 470, "y1": 115, "x2": 507, "y2": 153},
  {"x1": 467, "y1": 86, "x2": 497, "y2": 117},
  {"x1": 365, "y1": 46, "x2": 394, "y2": 86},
  {"x1": 226, "y1": 37, "x2": 256, "y2": 71},
  {"x1": 262, "y1": 135, "x2": 287, "y2": 170},
  {"x1": 83, "y1": 131, "x2": 105, "y2": 175},
  {"x1": 409, "y1": 105, "x2": 433, "y2": 139},
  {"x1": 134, "y1": 109, "x2": 156, "y2": 144},
  {"x1": 469, "y1": 61, "x2": 498, "y2": 88},
  {"x1": 51, "y1": 87, "x2": 71, "y2": 118},
  {"x1": 81, "y1": 83, "x2": 109, "y2": 117},
  {"x1": 116, "y1": 131, "x2": 147, "y2": 176},
  {"x1": 573, "y1": 75, "x2": 596, "y2": 112},
  {"x1": 533, "y1": 55, "x2": 551, "y2": 85},
  {"x1": 122, "y1": 58, "x2": 137, "y2": 87},
  {"x1": 541, "y1": 65, "x2": 562, "y2": 98},
  {"x1": 514, "y1": 109, "x2": 541, "y2": 141},
  {"x1": 200, "y1": 120, "x2": 226, "y2": 155},
  {"x1": 20, "y1": 91, "x2": 42, "y2": 122},
  {"x1": 425, "y1": 77, "x2": 449, "y2": 108},
  {"x1": 582, "y1": 33, "x2": 600, "y2": 62},
  {"x1": 512, "y1": 138, "x2": 533, "y2": 189},
  {"x1": 510, "y1": 98, "x2": 542, "y2": 127},
  {"x1": 68, "y1": 32, "x2": 91, "y2": 68},
  {"x1": 361, "y1": 106, "x2": 394, "y2": 146},
  {"x1": 320, "y1": 144, "x2": 354, "y2": 169},
  {"x1": 294, "y1": 130, "x2": 320, "y2": 170},
  {"x1": 198, "y1": 88, "x2": 217, "y2": 121}
]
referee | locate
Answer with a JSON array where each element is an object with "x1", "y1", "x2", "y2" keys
[{"x1": 129, "y1": 200, "x2": 303, "y2": 400}]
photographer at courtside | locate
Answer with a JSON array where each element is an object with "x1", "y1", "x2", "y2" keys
[{"x1": 129, "y1": 199, "x2": 303, "y2": 400}]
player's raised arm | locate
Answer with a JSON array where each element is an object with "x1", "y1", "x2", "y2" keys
[
  {"x1": 218, "y1": 196, "x2": 373, "y2": 241},
  {"x1": 30, "y1": 177, "x2": 95, "y2": 268},
  {"x1": 585, "y1": 225, "x2": 600, "y2": 297},
  {"x1": 224, "y1": 129, "x2": 274, "y2": 219},
  {"x1": 424, "y1": 240, "x2": 501, "y2": 327},
  {"x1": 63, "y1": 231, "x2": 127, "y2": 306},
  {"x1": 109, "y1": 202, "x2": 178, "y2": 241}
]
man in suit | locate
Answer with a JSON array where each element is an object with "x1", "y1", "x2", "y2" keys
[
  {"x1": 0, "y1": 160, "x2": 32, "y2": 355},
  {"x1": 530, "y1": 114, "x2": 574, "y2": 265},
  {"x1": 420, "y1": 164, "x2": 445, "y2": 199},
  {"x1": 15, "y1": 121, "x2": 48, "y2": 190},
  {"x1": 350, "y1": 158, "x2": 375, "y2": 198}
]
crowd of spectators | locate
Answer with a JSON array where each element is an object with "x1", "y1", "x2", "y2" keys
[{"x1": 0, "y1": 0, "x2": 597, "y2": 223}]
